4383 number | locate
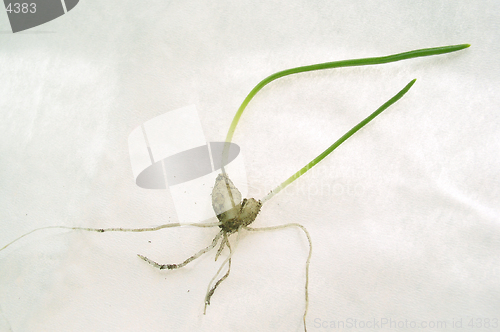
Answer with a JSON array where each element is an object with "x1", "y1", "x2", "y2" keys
[
  {"x1": 6, "y1": 3, "x2": 36, "y2": 14},
  {"x1": 468, "y1": 318, "x2": 499, "y2": 329}
]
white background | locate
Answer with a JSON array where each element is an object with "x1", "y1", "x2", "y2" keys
[{"x1": 1, "y1": 1, "x2": 499, "y2": 331}]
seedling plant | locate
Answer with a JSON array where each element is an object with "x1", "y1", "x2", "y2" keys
[{"x1": 1, "y1": 44, "x2": 470, "y2": 332}]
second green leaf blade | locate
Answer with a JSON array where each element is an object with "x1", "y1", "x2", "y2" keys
[{"x1": 262, "y1": 79, "x2": 417, "y2": 202}]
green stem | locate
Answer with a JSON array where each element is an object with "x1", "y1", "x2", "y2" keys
[
  {"x1": 262, "y1": 78, "x2": 416, "y2": 202},
  {"x1": 224, "y1": 44, "x2": 469, "y2": 145},
  {"x1": 220, "y1": 44, "x2": 469, "y2": 200}
]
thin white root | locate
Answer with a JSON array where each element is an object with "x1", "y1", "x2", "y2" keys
[
  {"x1": 204, "y1": 229, "x2": 241, "y2": 314},
  {"x1": 138, "y1": 231, "x2": 223, "y2": 270},
  {"x1": 1, "y1": 220, "x2": 222, "y2": 252},
  {"x1": 204, "y1": 258, "x2": 231, "y2": 313},
  {"x1": 215, "y1": 235, "x2": 227, "y2": 261},
  {"x1": 243, "y1": 223, "x2": 312, "y2": 332}
]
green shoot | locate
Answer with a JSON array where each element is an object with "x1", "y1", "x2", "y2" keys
[
  {"x1": 221, "y1": 44, "x2": 470, "y2": 189},
  {"x1": 263, "y1": 79, "x2": 416, "y2": 202},
  {"x1": 224, "y1": 44, "x2": 469, "y2": 145}
]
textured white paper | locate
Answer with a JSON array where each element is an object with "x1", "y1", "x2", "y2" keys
[{"x1": 1, "y1": 2, "x2": 499, "y2": 332}]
